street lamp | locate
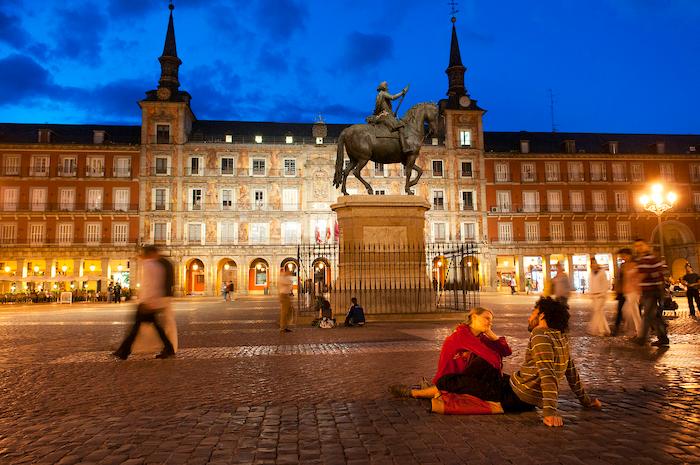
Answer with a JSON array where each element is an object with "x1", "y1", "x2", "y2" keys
[{"x1": 640, "y1": 183, "x2": 677, "y2": 260}]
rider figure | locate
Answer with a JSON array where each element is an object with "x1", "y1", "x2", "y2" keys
[{"x1": 368, "y1": 81, "x2": 411, "y2": 153}]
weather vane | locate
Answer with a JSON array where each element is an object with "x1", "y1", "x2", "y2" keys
[{"x1": 448, "y1": 0, "x2": 459, "y2": 18}]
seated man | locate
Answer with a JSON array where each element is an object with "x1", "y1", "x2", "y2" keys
[{"x1": 344, "y1": 297, "x2": 366, "y2": 327}]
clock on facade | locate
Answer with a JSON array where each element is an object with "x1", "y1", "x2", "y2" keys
[
  {"x1": 157, "y1": 87, "x2": 172, "y2": 101},
  {"x1": 459, "y1": 95, "x2": 471, "y2": 108}
]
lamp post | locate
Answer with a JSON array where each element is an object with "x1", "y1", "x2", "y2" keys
[{"x1": 640, "y1": 183, "x2": 677, "y2": 260}]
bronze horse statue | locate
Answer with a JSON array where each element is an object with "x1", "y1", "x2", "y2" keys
[{"x1": 333, "y1": 102, "x2": 439, "y2": 195}]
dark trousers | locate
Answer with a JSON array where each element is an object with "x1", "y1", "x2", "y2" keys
[
  {"x1": 612, "y1": 293, "x2": 625, "y2": 334},
  {"x1": 115, "y1": 304, "x2": 174, "y2": 358},
  {"x1": 640, "y1": 290, "x2": 669, "y2": 344},
  {"x1": 687, "y1": 288, "x2": 699, "y2": 316}
]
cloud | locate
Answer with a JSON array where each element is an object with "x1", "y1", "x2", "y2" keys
[
  {"x1": 0, "y1": 11, "x2": 31, "y2": 50},
  {"x1": 0, "y1": 54, "x2": 57, "y2": 104},
  {"x1": 51, "y1": 2, "x2": 107, "y2": 66},
  {"x1": 254, "y1": 0, "x2": 307, "y2": 40},
  {"x1": 257, "y1": 44, "x2": 289, "y2": 74},
  {"x1": 337, "y1": 32, "x2": 393, "y2": 73}
]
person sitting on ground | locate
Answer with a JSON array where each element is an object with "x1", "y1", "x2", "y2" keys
[
  {"x1": 344, "y1": 297, "x2": 366, "y2": 327},
  {"x1": 390, "y1": 307, "x2": 513, "y2": 400}
]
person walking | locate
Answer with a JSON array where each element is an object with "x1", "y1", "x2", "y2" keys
[
  {"x1": 611, "y1": 249, "x2": 627, "y2": 336},
  {"x1": 226, "y1": 281, "x2": 234, "y2": 302},
  {"x1": 221, "y1": 282, "x2": 227, "y2": 301},
  {"x1": 278, "y1": 269, "x2": 293, "y2": 333},
  {"x1": 633, "y1": 239, "x2": 669, "y2": 347},
  {"x1": 587, "y1": 258, "x2": 610, "y2": 336},
  {"x1": 551, "y1": 262, "x2": 572, "y2": 306},
  {"x1": 113, "y1": 245, "x2": 175, "y2": 360},
  {"x1": 620, "y1": 251, "x2": 642, "y2": 337},
  {"x1": 681, "y1": 263, "x2": 699, "y2": 318}
]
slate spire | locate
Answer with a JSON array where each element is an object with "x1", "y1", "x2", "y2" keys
[
  {"x1": 157, "y1": 2, "x2": 182, "y2": 98},
  {"x1": 445, "y1": 16, "x2": 467, "y2": 99}
]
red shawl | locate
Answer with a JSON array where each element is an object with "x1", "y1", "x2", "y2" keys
[{"x1": 432, "y1": 324, "x2": 512, "y2": 384}]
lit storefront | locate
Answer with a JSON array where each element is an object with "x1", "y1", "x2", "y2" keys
[
  {"x1": 572, "y1": 254, "x2": 589, "y2": 292},
  {"x1": 523, "y1": 256, "x2": 543, "y2": 292},
  {"x1": 496, "y1": 256, "x2": 516, "y2": 291}
]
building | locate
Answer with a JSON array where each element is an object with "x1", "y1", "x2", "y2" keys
[{"x1": 0, "y1": 7, "x2": 698, "y2": 297}]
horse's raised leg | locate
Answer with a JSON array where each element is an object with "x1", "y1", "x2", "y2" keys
[
  {"x1": 352, "y1": 159, "x2": 373, "y2": 195},
  {"x1": 408, "y1": 162, "x2": 423, "y2": 193},
  {"x1": 340, "y1": 159, "x2": 358, "y2": 195}
]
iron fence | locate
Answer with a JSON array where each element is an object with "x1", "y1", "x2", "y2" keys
[{"x1": 296, "y1": 242, "x2": 480, "y2": 317}]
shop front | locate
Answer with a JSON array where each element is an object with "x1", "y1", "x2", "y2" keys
[
  {"x1": 523, "y1": 256, "x2": 543, "y2": 293},
  {"x1": 572, "y1": 254, "x2": 589, "y2": 292},
  {"x1": 496, "y1": 256, "x2": 516, "y2": 292},
  {"x1": 594, "y1": 253, "x2": 613, "y2": 282}
]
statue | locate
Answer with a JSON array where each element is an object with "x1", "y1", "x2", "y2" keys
[{"x1": 333, "y1": 98, "x2": 439, "y2": 195}]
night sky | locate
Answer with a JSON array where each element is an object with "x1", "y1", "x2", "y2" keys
[{"x1": 1, "y1": 0, "x2": 698, "y2": 134}]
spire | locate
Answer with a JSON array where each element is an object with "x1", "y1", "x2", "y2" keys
[
  {"x1": 448, "y1": 17, "x2": 464, "y2": 69},
  {"x1": 162, "y1": 3, "x2": 178, "y2": 57},
  {"x1": 157, "y1": 2, "x2": 182, "y2": 99},
  {"x1": 445, "y1": 16, "x2": 467, "y2": 100}
]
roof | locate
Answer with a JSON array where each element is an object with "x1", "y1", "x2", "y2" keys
[
  {"x1": 189, "y1": 120, "x2": 350, "y2": 143},
  {"x1": 0, "y1": 123, "x2": 141, "y2": 145}
]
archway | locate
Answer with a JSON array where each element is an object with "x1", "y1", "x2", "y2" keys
[
  {"x1": 461, "y1": 256, "x2": 480, "y2": 291},
  {"x1": 312, "y1": 258, "x2": 331, "y2": 293},
  {"x1": 186, "y1": 259, "x2": 205, "y2": 295},
  {"x1": 651, "y1": 220, "x2": 698, "y2": 275},
  {"x1": 432, "y1": 256, "x2": 447, "y2": 292},
  {"x1": 280, "y1": 258, "x2": 299, "y2": 291},
  {"x1": 249, "y1": 258, "x2": 269, "y2": 294},
  {"x1": 218, "y1": 258, "x2": 238, "y2": 294}
]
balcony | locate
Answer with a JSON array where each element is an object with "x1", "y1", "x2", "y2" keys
[
  {"x1": 567, "y1": 174, "x2": 585, "y2": 182},
  {"x1": 85, "y1": 168, "x2": 104, "y2": 177},
  {"x1": 460, "y1": 204, "x2": 475, "y2": 211},
  {"x1": 0, "y1": 203, "x2": 138, "y2": 213},
  {"x1": 113, "y1": 168, "x2": 132, "y2": 177},
  {"x1": 521, "y1": 176, "x2": 538, "y2": 183},
  {"x1": 29, "y1": 168, "x2": 49, "y2": 177},
  {"x1": 57, "y1": 166, "x2": 77, "y2": 177}
]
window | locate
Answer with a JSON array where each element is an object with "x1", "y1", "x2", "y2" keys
[
  {"x1": 547, "y1": 191, "x2": 562, "y2": 212},
  {"x1": 432, "y1": 160, "x2": 444, "y2": 177},
  {"x1": 154, "y1": 223, "x2": 168, "y2": 243},
  {"x1": 592, "y1": 191, "x2": 606, "y2": 212},
  {"x1": 590, "y1": 162, "x2": 606, "y2": 181},
  {"x1": 282, "y1": 222, "x2": 301, "y2": 244},
  {"x1": 250, "y1": 223, "x2": 269, "y2": 244},
  {"x1": 617, "y1": 222, "x2": 631, "y2": 241},
  {"x1": 495, "y1": 162, "x2": 510, "y2": 182},
  {"x1": 460, "y1": 191, "x2": 474, "y2": 211},
  {"x1": 614, "y1": 191, "x2": 629, "y2": 212},
  {"x1": 57, "y1": 188, "x2": 74, "y2": 211},
  {"x1": 608, "y1": 141, "x2": 619, "y2": 154},
  {"x1": 59, "y1": 157, "x2": 77, "y2": 176},
  {"x1": 86, "y1": 223, "x2": 101, "y2": 245},
  {"x1": 568, "y1": 162, "x2": 584, "y2": 182},
  {"x1": 496, "y1": 191, "x2": 511, "y2": 212},
  {"x1": 114, "y1": 188, "x2": 130, "y2": 211},
  {"x1": 29, "y1": 223, "x2": 45, "y2": 245},
  {"x1": 253, "y1": 190, "x2": 265, "y2": 210},
  {"x1": 497, "y1": 222, "x2": 513, "y2": 243},
  {"x1": 1, "y1": 187, "x2": 18, "y2": 211},
  {"x1": 564, "y1": 140, "x2": 576, "y2": 153},
  {"x1": 112, "y1": 223, "x2": 128, "y2": 245},
  {"x1": 525, "y1": 222, "x2": 540, "y2": 242},
  {"x1": 374, "y1": 162, "x2": 386, "y2": 177},
  {"x1": 219, "y1": 222, "x2": 237, "y2": 244},
  {"x1": 693, "y1": 192, "x2": 700, "y2": 211},
  {"x1": 374, "y1": 189, "x2": 386, "y2": 195},
  {"x1": 156, "y1": 124, "x2": 170, "y2": 144},
  {"x1": 251, "y1": 159, "x2": 266, "y2": 176},
  {"x1": 0, "y1": 223, "x2": 16, "y2": 244},
  {"x1": 594, "y1": 222, "x2": 609, "y2": 241},
  {"x1": 691, "y1": 164, "x2": 700, "y2": 183},
  {"x1": 284, "y1": 159, "x2": 296, "y2": 176},
  {"x1": 190, "y1": 188, "x2": 203, "y2": 211},
  {"x1": 30, "y1": 188, "x2": 47, "y2": 211},
  {"x1": 187, "y1": 223, "x2": 203, "y2": 244},
  {"x1": 188, "y1": 156, "x2": 202, "y2": 176},
  {"x1": 154, "y1": 188, "x2": 168, "y2": 211},
  {"x1": 612, "y1": 163, "x2": 626, "y2": 182},
  {"x1": 221, "y1": 157, "x2": 235, "y2": 175},
  {"x1": 550, "y1": 223, "x2": 564, "y2": 242},
  {"x1": 460, "y1": 161, "x2": 473, "y2": 178},
  {"x1": 283, "y1": 188, "x2": 298, "y2": 211},
  {"x1": 521, "y1": 162, "x2": 536, "y2": 182},
  {"x1": 630, "y1": 163, "x2": 644, "y2": 182},
  {"x1": 522, "y1": 191, "x2": 539, "y2": 212},
  {"x1": 155, "y1": 157, "x2": 169, "y2": 175},
  {"x1": 225, "y1": 134, "x2": 233, "y2": 143},
  {"x1": 86, "y1": 157, "x2": 104, "y2": 177},
  {"x1": 432, "y1": 222, "x2": 447, "y2": 242},
  {"x1": 459, "y1": 130, "x2": 471, "y2": 147},
  {"x1": 114, "y1": 157, "x2": 131, "y2": 177},
  {"x1": 3, "y1": 155, "x2": 19, "y2": 175},
  {"x1": 221, "y1": 189, "x2": 233, "y2": 210},
  {"x1": 572, "y1": 222, "x2": 586, "y2": 242},
  {"x1": 432, "y1": 190, "x2": 444, "y2": 210},
  {"x1": 461, "y1": 222, "x2": 476, "y2": 241},
  {"x1": 570, "y1": 191, "x2": 584, "y2": 212},
  {"x1": 520, "y1": 140, "x2": 530, "y2": 154},
  {"x1": 30, "y1": 155, "x2": 49, "y2": 176},
  {"x1": 285, "y1": 135, "x2": 293, "y2": 144},
  {"x1": 660, "y1": 163, "x2": 674, "y2": 182},
  {"x1": 254, "y1": 135, "x2": 263, "y2": 144},
  {"x1": 87, "y1": 188, "x2": 103, "y2": 211},
  {"x1": 56, "y1": 223, "x2": 73, "y2": 245},
  {"x1": 545, "y1": 162, "x2": 560, "y2": 182}
]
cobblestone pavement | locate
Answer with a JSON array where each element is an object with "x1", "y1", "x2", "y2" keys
[{"x1": 0, "y1": 293, "x2": 698, "y2": 465}]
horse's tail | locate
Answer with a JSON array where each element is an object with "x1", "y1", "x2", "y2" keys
[{"x1": 333, "y1": 131, "x2": 346, "y2": 188}]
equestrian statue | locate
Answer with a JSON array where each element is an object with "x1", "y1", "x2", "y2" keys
[{"x1": 333, "y1": 81, "x2": 439, "y2": 195}]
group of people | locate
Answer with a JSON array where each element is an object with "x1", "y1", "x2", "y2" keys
[
  {"x1": 390, "y1": 298, "x2": 602, "y2": 427},
  {"x1": 107, "y1": 282, "x2": 123, "y2": 303},
  {"x1": 221, "y1": 281, "x2": 235, "y2": 302}
]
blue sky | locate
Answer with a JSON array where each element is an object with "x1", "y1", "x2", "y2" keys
[{"x1": 0, "y1": 0, "x2": 698, "y2": 134}]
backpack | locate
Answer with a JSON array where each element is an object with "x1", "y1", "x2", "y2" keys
[{"x1": 158, "y1": 257, "x2": 175, "y2": 297}]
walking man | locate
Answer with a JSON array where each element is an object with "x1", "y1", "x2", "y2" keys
[
  {"x1": 633, "y1": 239, "x2": 669, "y2": 347},
  {"x1": 551, "y1": 262, "x2": 572, "y2": 306},
  {"x1": 681, "y1": 263, "x2": 699, "y2": 317},
  {"x1": 113, "y1": 245, "x2": 175, "y2": 359},
  {"x1": 278, "y1": 269, "x2": 293, "y2": 333},
  {"x1": 587, "y1": 258, "x2": 610, "y2": 336}
]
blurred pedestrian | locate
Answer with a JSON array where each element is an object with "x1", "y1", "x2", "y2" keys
[
  {"x1": 113, "y1": 283, "x2": 122, "y2": 303},
  {"x1": 551, "y1": 262, "x2": 571, "y2": 306},
  {"x1": 611, "y1": 250, "x2": 627, "y2": 336},
  {"x1": 221, "y1": 282, "x2": 227, "y2": 301},
  {"x1": 587, "y1": 258, "x2": 610, "y2": 336},
  {"x1": 278, "y1": 269, "x2": 293, "y2": 333},
  {"x1": 226, "y1": 281, "x2": 234, "y2": 302},
  {"x1": 620, "y1": 250, "x2": 642, "y2": 337},
  {"x1": 113, "y1": 245, "x2": 175, "y2": 360},
  {"x1": 681, "y1": 263, "x2": 699, "y2": 318},
  {"x1": 509, "y1": 276, "x2": 516, "y2": 295},
  {"x1": 633, "y1": 239, "x2": 669, "y2": 347}
]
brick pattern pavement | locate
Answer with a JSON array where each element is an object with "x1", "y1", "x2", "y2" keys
[{"x1": 0, "y1": 295, "x2": 697, "y2": 464}]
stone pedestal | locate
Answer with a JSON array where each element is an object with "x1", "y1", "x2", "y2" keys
[{"x1": 330, "y1": 195, "x2": 434, "y2": 313}]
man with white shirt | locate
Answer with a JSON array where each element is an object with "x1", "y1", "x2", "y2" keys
[
  {"x1": 278, "y1": 269, "x2": 294, "y2": 333},
  {"x1": 113, "y1": 245, "x2": 175, "y2": 359}
]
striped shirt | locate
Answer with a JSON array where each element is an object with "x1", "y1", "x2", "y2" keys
[
  {"x1": 636, "y1": 253, "x2": 667, "y2": 291},
  {"x1": 510, "y1": 327, "x2": 592, "y2": 417}
]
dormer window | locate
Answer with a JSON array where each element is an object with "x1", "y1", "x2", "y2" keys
[
  {"x1": 37, "y1": 129, "x2": 52, "y2": 143},
  {"x1": 225, "y1": 134, "x2": 233, "y2": 143},
  {"x1": 93, "y1": 130, "x2": 106, "y2": 144},
  {"x1": 520, "y1": 140, "x2": 530, "y2": 154},
  {"x1": 564, "y1": 140, "x2": 576, "y2": 154},
  {"x1": 316, "y1": 137, "x2": 324, "y2": 145},
  {"x1": 254, "y1": 135, "x2": 263, "y2": 144},
  {"x1": 655, "y1": 142, "x2": 665, "y2": 154},
  {"x1": 285, "y1": 135, "x2": 293, "y2": 144},
  {"x1": 608, "y1": 141, "x2": 618, "y2": 154}
]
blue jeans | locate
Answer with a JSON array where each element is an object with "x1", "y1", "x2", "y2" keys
[{"x1": 639, "y1": 290, "x2": 668, "y2": 343}]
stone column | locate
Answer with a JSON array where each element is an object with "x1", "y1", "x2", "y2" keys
[
  {"x1": 565, "y1": 254, "x2": 574, "y2": 290},
  {"x1": 18, "y1": 259, "x2": 27, "y2": 290},
  {"x1": 101, "y1": 258, "x2": 110, "y2": 282},
  {"x1": 543, "y1": 254, "x2": 552, "y2": 295},
  {"x1": 49, "y1": 259, "x2": 57, "y2": 278},
  {"x1": 207, "y1": 256, "x2": 216, "y2": 296},
  {"x1": 486, "y1": 254, "x2": 497, "y2": 291},
  {"x1": 516, "y1": 254, "x2": 525, "y2": 292},
  {"x1": 74, "y1": 258, "x2": 85, "y2": 290}
]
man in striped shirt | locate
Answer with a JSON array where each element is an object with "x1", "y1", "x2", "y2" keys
[
  {"x1": 632, "y1": 239, "x2": 669, "y2": 347},
  {"x1": 510, "y1": 297, "x2": 602, "y2": 427}
]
